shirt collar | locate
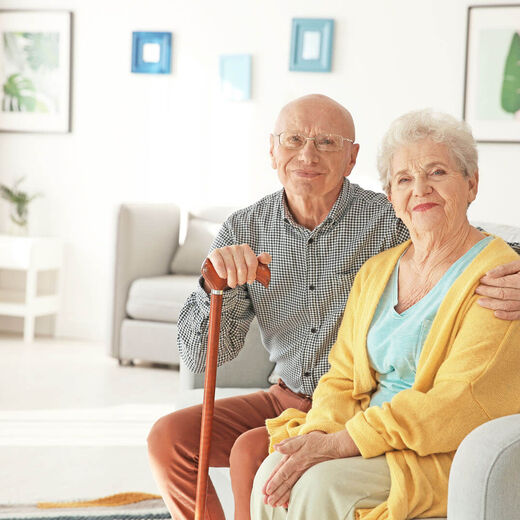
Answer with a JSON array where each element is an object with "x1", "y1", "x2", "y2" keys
[
  {"x1": 326, "y1": 178, "x2": 353, "y2": 224},
  {"x1": 278, "y1": 178, "x2": 353, "y2": 228}
]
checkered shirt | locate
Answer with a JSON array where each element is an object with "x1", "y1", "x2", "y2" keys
[{"x1": 177, "y1": 179, "x2": 411, "y2": 395}]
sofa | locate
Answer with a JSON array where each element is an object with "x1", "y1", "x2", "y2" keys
[
  {"x1": 111, "y1": 203, "x2": 273, "y2": 388},
  {"x1": 111, "y1": 203, "x2": 520, "y2": 519}
]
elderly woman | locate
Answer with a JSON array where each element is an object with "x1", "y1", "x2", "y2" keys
[{"x1": 250, "y1": 110, "x2": 520, "y2": 520}]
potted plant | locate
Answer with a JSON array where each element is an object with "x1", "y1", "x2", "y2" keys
[{"x1": 0, "y1": 177, "x2": 41, "y2": 236}]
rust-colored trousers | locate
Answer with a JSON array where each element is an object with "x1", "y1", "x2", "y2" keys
[{"x1": 147, "y1": 381, "x2": 312, "y2": 520}]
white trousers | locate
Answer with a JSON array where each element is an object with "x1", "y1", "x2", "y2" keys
[{"x1": 251, "y1": 451, "x2": 391, "y2": 520}]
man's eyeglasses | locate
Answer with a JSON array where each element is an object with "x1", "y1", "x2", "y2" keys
[{"x1": 274, "y1": 131, "x2": 355, "y2": 152}]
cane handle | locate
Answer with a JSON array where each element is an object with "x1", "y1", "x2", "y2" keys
[{"x1": 201, "y1": 258, "x2": 271, "y2": 290}]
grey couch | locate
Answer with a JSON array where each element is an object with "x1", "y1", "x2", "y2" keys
[
  {"x1": 111, "y1": 203, "x2": 274, "y2": 387},
  {"x1": 112, "y1": 203, "x2": 520, "y2": 519}
]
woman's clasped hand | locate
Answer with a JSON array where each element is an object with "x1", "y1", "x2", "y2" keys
[{"x1": 262, "y1": 430, "x2": 360, "y2": 508}]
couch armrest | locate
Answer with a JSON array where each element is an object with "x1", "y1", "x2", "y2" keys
[
  {"x1": 111, "y1": 204, "x2": 181, "y2": 359},
  {"x1": 448, "y1": 414, "x2": 520, "y2": 519},
  {"x1": 179, "y1": 318, "x2": 275, "y2": 390}
]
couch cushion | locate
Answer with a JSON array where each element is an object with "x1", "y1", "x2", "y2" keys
[
  {"x1": 170, "y1": 216, "x2": 221, "y2": 275},
  {"x1": 120, "y1": 319, "x2": 180, "y2": 364},
  {"x1": 472, "y1": 221, "x2": 520, "y2": 243},
  {"x1": 126, "y1": 274, "x2": 199, "y2": 323}
]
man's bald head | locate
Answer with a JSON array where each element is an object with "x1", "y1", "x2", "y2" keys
[
  {"x1": 274, "y1": 94, "x2": 355, "y2": 140},
  {"x1": 269, "y1": 94, "x2": 360, "y2": 212}
]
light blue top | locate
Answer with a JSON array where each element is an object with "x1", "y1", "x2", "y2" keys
[{"x1": 367, "y1": 236, "x2": 493, "y2": 408}]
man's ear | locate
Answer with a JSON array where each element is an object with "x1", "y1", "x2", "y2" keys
[
  {"x1": 269, "y1": 134, "x2": 277, "y2": 170},
  {"x1": 343, "y1": 143, "x2": 360, "y2": 178},
  {"x1": 468, "y1": 169, "x2": 479, "y2": 203}
]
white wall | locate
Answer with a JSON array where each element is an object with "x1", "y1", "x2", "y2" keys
[{"x1": 0, "y1": 0, "x2": 518, "y2": 342}]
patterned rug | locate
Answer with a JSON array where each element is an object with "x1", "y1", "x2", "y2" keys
[{"x1": 0, "y1": 492, "x2": 170, "y2": 519}]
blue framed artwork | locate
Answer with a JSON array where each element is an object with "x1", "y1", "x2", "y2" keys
[
  {"x1": 131, "y1": 32, "x2": 171, "y2": 74},
  {"x1": 219, "y1": 54, "x2": 251, "y2": 101},
  {"x1": 289, "y1": 18, "x2": 334, "y2": 72}
]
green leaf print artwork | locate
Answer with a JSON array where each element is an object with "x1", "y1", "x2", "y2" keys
[
  {"x1": 2, "y1": 73, "x2": 39, "y2": 112},
  {"x1": 501, "y1": 31, "x2": 520, "y2": 116},
  {"x1": 1, "y1": 31, "x2": 59, "y2": 113},
  {"x1": 22, "y1": 32, "x2": 59, "y2": 71}
]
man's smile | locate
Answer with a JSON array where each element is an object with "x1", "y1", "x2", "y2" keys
[{"x1": 292, "y1": 169, "x2": 324, "y2": 178}]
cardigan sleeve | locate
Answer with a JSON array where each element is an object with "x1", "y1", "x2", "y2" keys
[
  {"x1": 346, "y1": 296, "x2": 520, "y2": 458},
  {"x1": 297, "y1": 327, "x2": 362, "y2": 436},
  {"x1": 265, "y1": 264, "x2": 371, "y2": 448},
  {"x1": 297, "y1": 267, "x2": 371, "y2": 435}
]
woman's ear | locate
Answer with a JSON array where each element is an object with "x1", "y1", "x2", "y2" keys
[{"x1": 467, "y1": 169, "x2": 479, "y2": 203}]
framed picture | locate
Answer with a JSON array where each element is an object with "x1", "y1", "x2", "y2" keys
[
  {"x1": 463, "y1": 4, "x2": 520, "y2": 143},
  {"x1": 131, "y1": 32, "x2": 172, "y2": 74},
  {"x1": 219, "y1": 54, "x2": 251, "y2": 101},
  {"x1": 0, "y1": 10, "x2": 72, "y2": 133},
  {"x1": 289, "y1": 18, "x2": 334, "y2": 72}
]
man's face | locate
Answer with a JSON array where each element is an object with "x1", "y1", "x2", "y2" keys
[{"x1": 270, "y1": 100, "x2": 359, "y2": 201}]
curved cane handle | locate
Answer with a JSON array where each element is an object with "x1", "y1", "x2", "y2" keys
[
  {"x1": 201, "y1": 258, "x2": 271, "y2": 291},
  {"x1": 254, "y1": 262, "x2": 271, "y2": 287}
]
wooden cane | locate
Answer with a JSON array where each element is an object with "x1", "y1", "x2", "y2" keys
[{"x1": 195, "y1": 258, "x2": 270, "y2": 520}]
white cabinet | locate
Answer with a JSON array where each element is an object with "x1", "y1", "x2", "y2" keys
[{"x1": 0, "y1": 236, "x2": 63, "y2": 342}]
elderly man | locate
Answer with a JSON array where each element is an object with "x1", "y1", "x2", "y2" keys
[{"x1": 147, "y1": 94, "x2": 520, "y2": 520}]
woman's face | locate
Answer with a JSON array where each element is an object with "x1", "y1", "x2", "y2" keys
[{"x1": 388, "y1": 139, "x2": 478, "y2": 237}]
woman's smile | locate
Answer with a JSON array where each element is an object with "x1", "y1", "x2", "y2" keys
[{"x1": 413, "y1": 202, "x2": 439, "y2": 212}]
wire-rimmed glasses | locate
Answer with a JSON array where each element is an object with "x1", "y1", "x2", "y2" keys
[{"x1": 274, "y1": 131, "x2": 355, "y2": 152}]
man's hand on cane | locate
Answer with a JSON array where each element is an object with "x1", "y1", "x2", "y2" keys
[{"x1": 205, "y1": 244, "x2": 272, "y2": 290}]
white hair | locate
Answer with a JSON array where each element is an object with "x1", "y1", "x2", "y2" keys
[{"x1": 377, "y1": 109, "x2": 478, "y2": 192}]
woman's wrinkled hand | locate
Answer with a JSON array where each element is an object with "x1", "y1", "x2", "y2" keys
[
  {"x1": 477, "y1": 258, "x2": 520, "y2": 320},
  {"x1": 261, "y1": 430, "x2": 360, "y2": 509}
]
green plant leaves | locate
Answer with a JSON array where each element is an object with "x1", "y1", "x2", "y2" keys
[{"x1": 0, "y1": 178, "x2": 41, "y2": 227}]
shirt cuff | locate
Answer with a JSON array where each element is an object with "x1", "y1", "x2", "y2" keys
[
  {"x1": 194, "y1": 276, "x2": 239, "y2": 308},
  {"x1": 346, "y1": 411, "x2": 392, "y2": 458}
]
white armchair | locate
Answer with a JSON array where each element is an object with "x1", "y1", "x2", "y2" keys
[{"x1": 448, "y1": 413, "x2": 520, "y2": 519}]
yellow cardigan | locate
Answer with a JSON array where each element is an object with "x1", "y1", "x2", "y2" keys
[{"x1": 266, "y1": 237, "x2": 520, "y2": 520}]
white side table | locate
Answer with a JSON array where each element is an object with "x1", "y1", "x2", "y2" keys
[{"x1": 0, "y1": 236, "x2": 63, "y2": 342}]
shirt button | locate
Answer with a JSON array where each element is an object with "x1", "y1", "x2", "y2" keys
[
  {"x1": 304, "y1": 371, "x2": 311, "y2": 377},
  {"x1": 308, "y1": 238, "x2": 314, "y2": 244},
  {"x1": 309, "y1": 284, "x2": 315, "y2": 290},
  {"x1": 311, "y1": 327, "x2": 317, "y2": 333}
]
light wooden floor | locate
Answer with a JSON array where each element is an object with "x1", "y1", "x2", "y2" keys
[
  {"x1": 0, "y1": 335, "x2": 180, "y2": 410},
  {"x1": 0, "y1": 334, "x2": 180, "y2": 504}
]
